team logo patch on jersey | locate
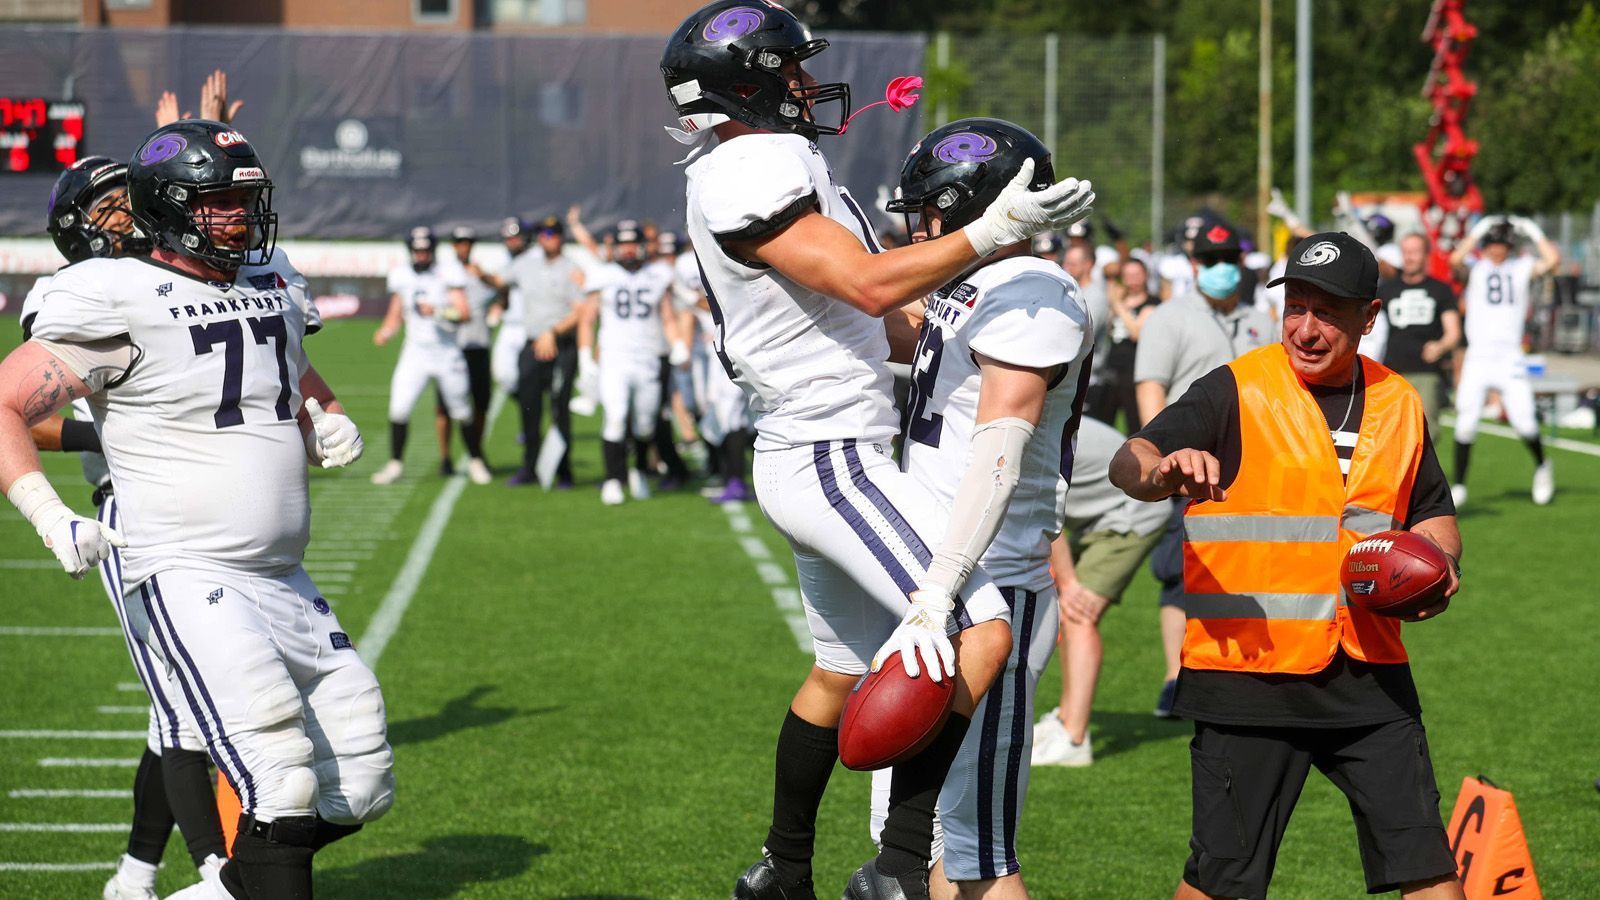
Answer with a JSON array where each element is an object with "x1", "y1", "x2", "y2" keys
[
  {"x1": 311, "y1": 596, "x2": 331, "y2": 616},
  {"x1": 247, "y1": 273, "x2": 288, "y2": 291},
  {"x1": 950, "y1": 283, "x2": 979, "y2": 307},
  {"x1": 330, "y1": 632, "x2": 353, "y2": 651},
  {"x1": 156, "y1": 282, "x2": 173, "y2": 297},
  {"x1": 206, "y1": 588, "x2": 223, "y2": 605}
]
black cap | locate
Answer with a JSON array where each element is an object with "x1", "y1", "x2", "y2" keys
[
  {"x1": 536, "y1": 215, "x2": 563, "y2": 236},
  {"x1": 1191, "y1": 223, "x2": 1242, "y2": 258},
  {"x1": 1266, "y1": 231, "x2": 1378, "y2": 300}
]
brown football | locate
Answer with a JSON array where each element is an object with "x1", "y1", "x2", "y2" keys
[
  {"x1": 837, "y1": 650, "x2": 956, "y2": 771},
  {"x1": 1341, "y1": 530, "x2": 1451, "y2": 618}
]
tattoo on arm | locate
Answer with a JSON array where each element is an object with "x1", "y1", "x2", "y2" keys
[{"x1": 18, "y1": 357, "x2": 79, "y2": 426}]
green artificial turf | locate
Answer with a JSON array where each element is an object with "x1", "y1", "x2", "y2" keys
[{"x1": 0, "y1": 316, "x2": 1596, "y2": 897}]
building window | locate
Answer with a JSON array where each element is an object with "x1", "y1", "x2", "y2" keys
[
  {"x1": 489, "y1": 0, "x2": 586, "y2": 26},
  {"x1": 414, "y1": 0, "x2": 456, "y2": 24}
]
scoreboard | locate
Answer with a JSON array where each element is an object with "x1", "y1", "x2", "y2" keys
[{"x1": 0, "y1": 98, "x2": 86, "y2": 174}]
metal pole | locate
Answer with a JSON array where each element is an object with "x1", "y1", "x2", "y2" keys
[
  {"x1": 935, "y1": 32, "x2": 950, "y2": 128},
  {"x1": 1152, "y1": 34, "x2": 1166, "y2": 248},
  {"x1": 1294, "y1": 0, "x2": 1311, "y2": 222},
  {"x1": 1043, "y1": 33, "x2": 1059, "y2": 158},
  {"x1": 1258, "y1": 0, "x2": 1272, "y2": 252}
]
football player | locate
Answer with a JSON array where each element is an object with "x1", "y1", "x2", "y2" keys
[
  {"x1": 661, "y1": 4, "x2": 1095, "y2": 896},
  {"x1": 22, "y1": 156, "x2": 230, "y2": 900},
  {"x1": 487, "y1": 216, "x2": 532, "y2": 397},
  {"x1": 371, "y1": 227, "x2": 491, "y2": 485},
  {"x1": 1447, "y1": 217, "x2": 1561, "y2": 506},
  {"x1": 868, "y1": 118, "x2": 1094, "y2": 899},
  {"x1": 578, "y1": 222, "x2": 682, "y2": 504},
  {"x1": 434, "y1": 226, "x2": 496, "y2": 475},
  {"x1": 0, "y1": 120, "x2": 392, "y2": 899}
]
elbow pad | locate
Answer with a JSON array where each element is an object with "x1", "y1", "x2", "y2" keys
[{"x1": 920, "y1": 416, "x2": 1035, "y2": 600}]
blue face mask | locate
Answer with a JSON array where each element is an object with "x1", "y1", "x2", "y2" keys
[{"x1": 1197, "y1": 262, "x2": 1241, "y2": 300}]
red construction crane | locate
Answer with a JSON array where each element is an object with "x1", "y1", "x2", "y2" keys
[{"x1": 1414, "y1": 0, "x2": 1483, "y2": 284}]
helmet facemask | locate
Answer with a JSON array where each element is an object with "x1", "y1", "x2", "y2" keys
[{"x1": 158, "y1": 181, "x2": 278, "y2": 271}]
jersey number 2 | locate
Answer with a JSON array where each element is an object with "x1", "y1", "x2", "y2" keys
[
  {"x1": 903, "y1": 323, "x2": 946, "y2": 449},
  {"x1": 189, "y1": 315, "x2": 293, "y2": 428}
]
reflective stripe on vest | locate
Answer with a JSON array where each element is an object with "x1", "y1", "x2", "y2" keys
[{"x1": 1179, "y1": 344, "x2": 1427, "y2": 674}]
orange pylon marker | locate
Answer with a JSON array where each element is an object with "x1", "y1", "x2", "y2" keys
[{"x1": 1446, "y1": 775, "x2": 1541, "y2": 899}]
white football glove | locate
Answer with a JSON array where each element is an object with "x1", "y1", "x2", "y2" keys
[
  {"x1": 1465, "y1": 215, "x2": 1496, "y2": 243},
  {"x1": 303, "y1": 397, "x2": 364, "y2": 469},
  {"x1": 577, "y1": 349, "x2": 600, "y2": 396},
  {"x1": 1509, "y1": 215, "x2": 1546, "y2": 243},
  {"x1": 1266, "y1": 187, "x2": 1303, "y2": 230},
  {"x1": 668, "y1": 340, "x2": 691, "y2": 368},
  {"x1": 871, "y1": 590, "x2": 957, "y2": 682},
  {"x1": 6, "y1": 472, "x2": 126, "y2": 580},
  {"x1": 962, "y1": 159, "x2": 1095, "y2": 258}
]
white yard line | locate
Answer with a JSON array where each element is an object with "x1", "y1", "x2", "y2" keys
[
  {"x1": 0, "y1": 560, "x2": 61, "y2": 569},
  {"x1": 95, "y1": 707, "x2": 145, "y2": 715},
  {"x1": 721, "y1": 504, "x2": 810, "y2": 653},
  {"x1": 0, "y1": 861, "x2": 119, "y2": 871},
  {"x1": 0, "y1": 730, "x2": 144, "y2": 740},
  {"x1": 0, "y1": 823, "x2": 128, "y2": 833},
  {"x1": 115, "y1": 683, "x2": 143, "y2": 693},
  {"x1": 357, "y1": 392, "x2": 507, "y2": 670},
  {"x1": 38, "y1": 758, "x2": 139, "y2": 768},
  {"x1": 9, "y1": 789, "x2": 131, "y2": 799},
  {"x1": 0, "y1": 627, "x2": 120, "y2": 637},
  {"x1": 1441, "y1": 414, "x2": 1600, "y2": 458}
]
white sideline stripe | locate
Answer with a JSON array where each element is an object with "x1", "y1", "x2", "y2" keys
[
  {"x1": 0, "y1": 627, "x2": 120, "y2": 636},
  {"x1": 116, "y1": 683, "x2": 143, "y2": 692},
  {"x1": 302, "y1": 561, "x2": 358, "y2": 570},
  {"x1": 0, "y1": 861, "x2": 119, "y2": 871},
  {"x1": 0, "y1": 730, "x2": 143, "y2": 740},
  {"x1": 306, "y1": 572, "x2": 354, "y2": 582},
  {"x1": 1442, "y1": 414, "x2": 1600, "y2": 458},
  {"x1": 10, "y1": 789, "x2": 131, "y2": 799},
  {"x1": 0, "y1": 559, "x2": 60, "y2": 569},
  {"x1": 721, "y1": 504, "x2": 809, "y2": 653},
  {"x1": 0, "y1": 823, "x2": 128, "y2": 833},
  {"x1": 95, "y1": 707, "x2": 146, "y2": 715},
  {"x1": 358, "y1": 391, "x2": 507, "y2": 670},
  {"x1": 320, "y1": 585, "x2": 349, "y2": 595},
  {"x1": 39, "y1": 758, "x2": 139, "y2": 767}
]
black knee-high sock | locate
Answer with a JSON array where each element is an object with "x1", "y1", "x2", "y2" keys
[
  {"x1": 877, "y1": 713, "x2": 973, "y2": 877},
  {"x1": 389, "y1": 421, "x2": 409, "y2": 462},
  {"x1": 632, "y1": 435, "x2": 652, "y2": 473},
  {"x1": 161, "y1": 748, "x2": 227, "y2": 866},
  {"x1": 1453, "y1": 440, "x2": 1473, "y2": 485},
  {"x1": 763, "y1": 709, "x2": 840, "y2": 877},
  {"x1": 724, "y1": 429, "x2": 751, "y2": 483},
  {"x1": 223, "y1": 823, "x2": 314, "y2": 900},
  {"x1": 460, "y1": 420, "x2": 485, "y2": 460},
  {"x1": 655, "y1": 426, "x2": 690, "y2": 480},
  {"x1": 602, "y1": 440, "x2": 627, "y2": 483},
  {"x1": 1525, "y1": 435, "x2": 1545, "y2": 467},
  {"x1": 127, "y1": 747, "x2": 174, "y2": 865}
]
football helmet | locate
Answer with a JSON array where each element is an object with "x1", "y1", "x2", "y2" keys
[
  {"x1": 1365, "y1": 212, "x2": 1395, "y2": 246},
  {"x1": 661, "y1": 0, "x2": 850, "y2": 140},
  {"x1": 1482, "y1": 219, "x2": 1516, "y2": 247},
  {"x1": 885, "y1": 118, "x2": 1054, "y2": 240},
  {"x1": 613, "y1": 221, "x2": 647, "y2": 271},
  {"x1": 127, "y1": 120, "x2": 276, "y2": 270},
  {"x1": 46, "y1": 156, "x2": 149, "y2": 263}
]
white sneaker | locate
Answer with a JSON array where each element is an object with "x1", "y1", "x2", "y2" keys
[
  {"x1": 1532, "y1": 460, "x2": 1554, "y2": 505},
  {"x1": 1031, "y1": 707, "x2": 1093, "y2": 767},
  {"x1": 103, "y1": 874, "x2": 158, "y2": 900},
  {"x1": 1450, "y1": 483, "x2": 1468, "y2": 508},
  {"x1": 370, "y1": 459, "x2": 404, "y2": 485},
  {"x1": 627, "y1": 469, "x2": 651, "y2": 500},
  {"x1": 466, "y1": 457, "x2": 492, "y2": 485},
  {"x1": 601, "y1": 479, "x2": 625, "y2": 506}
]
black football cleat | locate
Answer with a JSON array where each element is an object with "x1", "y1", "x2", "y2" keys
[
  {"x1": 733, "y1": 850, "x2": 817, "y2": 900},
  {"x1": 841, "y1": 859, "x2": 930, "y2": 900}
]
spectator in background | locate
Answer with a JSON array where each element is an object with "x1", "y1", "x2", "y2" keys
[
  {"x1": 1064, "y1": 244, "x2": 1114, "y2": 423},
  {"x1": 1376, "y1": 233, "x2": 1461, "y2": 430},
  {"x1": 1032, "y1": 231, "x2": 1064, "y2": 264},
  {"x1": 436, "y1": 226, "x2": 496, "y2": 472},
  {"x1": 487, "y1": 217, "x2": 531, "y2": 397},
  {"x1": 1133, "y1": 222, "x2": 1275, "y2": 718},
  {"x1": 1103, "y1": 256, "x2": 1161, "y2": 432},
  {"x1": 503, "y1": 215, "x2": 586, "y2": 487},
  {"x1": 154, "y1": 69, "x2": 244, "y2": 127},
  {"x1": 1031, "y1": 417, "x2": 1170, "y2": 767}
]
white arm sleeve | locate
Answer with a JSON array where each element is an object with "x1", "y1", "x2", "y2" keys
[{"x1": 919, "y1": 416, "x2": 1036, "y2": 601}]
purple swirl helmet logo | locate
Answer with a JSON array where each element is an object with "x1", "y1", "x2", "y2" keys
[
  {"x1": 138, "y1": 134, "x2": 188, "y2": 165},
  {"x1": 932, "y1": 132, "x2": 999, "y2": 164},
  {"x1": 703, "y1": 6, "x2": 764, "y2": 41}
]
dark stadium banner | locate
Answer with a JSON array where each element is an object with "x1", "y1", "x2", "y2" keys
[{"x1": 0, "y1": 27, "x2": 925, "y2": 240}]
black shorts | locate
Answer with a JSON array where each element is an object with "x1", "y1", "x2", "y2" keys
[
  {"x1": 438, "y1": 346, "x2": 492, "y2": 416},
  {"x1": 1183, "y1": 717, "x2": 1457, "y2": 898}
]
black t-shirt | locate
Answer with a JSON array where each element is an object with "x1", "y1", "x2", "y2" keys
[
  {"x1": 1105, "y1": 294, "x2": 1161, "y2": 373},
  {"x1": 1133, "y1": 363, "x2": 1455, "y2": 727},
  {"x1": 1376, "y1": 275, "x2": 1456, "y2": 374}
]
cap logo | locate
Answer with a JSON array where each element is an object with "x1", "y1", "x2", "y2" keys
[
  {"x1": 1299, "y1": 240, "x2": 1341, "y2": 266},
  {"x1": 703, "y1": 6, "x2": 764, "y2": 41},
  {"x1": 931, "y1": 131, "x2": 998, "y2": 164},
  {"x1": 213, "y1": 130, "x2": 248, "y2": 148},
  {"x1": 1206, "y1": 225, "x2": 1230, "y2": 243},
  {"x1": 138, "y1": 134, "x2": 187, "y2": 165}
]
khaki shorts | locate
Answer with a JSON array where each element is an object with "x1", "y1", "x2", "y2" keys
[
  {"x1": 1070, "y1": 527, "x2": 1165, "y2": 602},
  {"x1": 1402, "y1": 370, "x2": 1443, "y2": 430}
]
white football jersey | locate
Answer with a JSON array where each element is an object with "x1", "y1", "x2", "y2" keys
[
  {"x1": 21, "y1": 273, "x2": 111, "y2": 491},
  {"x1": 685, "y1": 133, "x2": 897, "y2": 450},
  {"x1": 903, "y1": 256, "x2": 1094, "y2": 590},
  {"x1": 1462, "y1": 255, "x2": 1535, "y2": 353},
  {"x1": 385, "y1": 260, "x2": 467, "y2": 350},
  {"x1": 590, "y1": 261, "x2": 671, "y2": 361},
  {"x1": 31, "y1": 253, "x2": 320, "y2": 585},
  {"x1": 449, "y1": 254, "x2": 496, "y2": 350},
  {"x1": 672, "y1": 250, "x2": 715, "y2": 338}
]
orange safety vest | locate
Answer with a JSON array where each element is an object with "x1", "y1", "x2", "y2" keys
[{"x1": 1180, "y1": 343, "x2": 1427, "y2": 674}]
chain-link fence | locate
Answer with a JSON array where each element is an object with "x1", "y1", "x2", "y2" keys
[{"x1": 925, "y1": 32, "x2": 1166, "y2": 247}]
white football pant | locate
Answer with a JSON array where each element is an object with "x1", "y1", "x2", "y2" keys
[
  {"x1": 388, "y1": 343, "x2": 472, "y2": 424},
  {"x1": 600, "y1": 354, "x2": 662, "y2": 443},
  {"x1": 1454, "y1": 348, "x2": 1538, "y2": 442}
]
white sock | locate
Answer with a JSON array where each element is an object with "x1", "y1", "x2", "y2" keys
[
  {"x1": 118, "y1": 853, "x2": 159, "y2": 888},
  {"x1": 199, "y1": 853, "x2": 226, "y2": 883}
]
